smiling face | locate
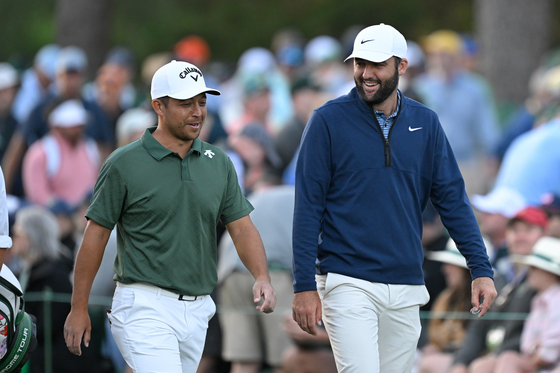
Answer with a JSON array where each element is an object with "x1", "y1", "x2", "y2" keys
[
  {"x1": 506, "y1": 220, "x2": 545, "y2": 256},
  {"x1": 154, "y1": 94, "x2": 207, "y2": 143},
  {"x1": 353, "y1": 57, "x2": 406, "y2": 106}
]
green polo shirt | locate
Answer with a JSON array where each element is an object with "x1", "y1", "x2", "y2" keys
[{"x1": 86, "y1": 127, "x2": 253, "y2": 295}]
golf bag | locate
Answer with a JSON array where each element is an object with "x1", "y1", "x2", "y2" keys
[{"x1": 0, "y1": 265, "x2": 37, "y2": 373}]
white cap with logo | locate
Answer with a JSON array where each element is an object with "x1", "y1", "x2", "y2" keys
[
  {"x1": 344, "y1": 23, "x2": 407, "y2": 63},
  {"x1": 151, "y1": 60, "x2": 220, "y2": 101}
]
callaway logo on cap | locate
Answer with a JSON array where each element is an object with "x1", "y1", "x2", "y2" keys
[
  {"x1": 345, "y1": 23, "x2": 407, "y2": 63},
  {"x1": 179, "y1": 66, "x2": 202, "y2": 81},
  {"x1": 151, "y1": 60, "x2": 220, "y2": 101}
]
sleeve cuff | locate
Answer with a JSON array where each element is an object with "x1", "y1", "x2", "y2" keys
[
  {"x1": 471, "y1": 267, "x2": 494, "y2": 281},
  {"x1": 539, "y1": 346, "x2": 560, "y2": 364},
  {"x1": 293, "y1": 280, "x2": 318, "y2": 293},
  {"x1": 0, "y1": 236, "x2": 12, "y2": 249},
  {"x1": 84, "y1": 213, "x2": 115, "y2": 231}
]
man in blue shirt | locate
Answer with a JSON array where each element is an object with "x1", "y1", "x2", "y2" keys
[
  {"x1": 415, "y1": 30, "x2": 501, "y2": 198},
  {"x1": 291, "y1": 24, "x2": 497, "y2": 373},
  {"x1": 491, "y1": 117, "x2": 560, "y2": 205}
]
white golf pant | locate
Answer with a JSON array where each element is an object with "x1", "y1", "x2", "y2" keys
[
  {"x1": 108, "y1": 282, "x2": 215, "y2": 373},
  {"x1": 316, "y1": 273, "x2": 429, "y2": 373}
]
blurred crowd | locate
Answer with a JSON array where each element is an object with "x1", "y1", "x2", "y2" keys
[{"x1": 0, "y1": 24, "x2": 560, "y2": 373}]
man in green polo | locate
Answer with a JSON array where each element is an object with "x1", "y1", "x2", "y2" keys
[{"x1": 64, "y1": 60, "x2": 276, "y2": 373}]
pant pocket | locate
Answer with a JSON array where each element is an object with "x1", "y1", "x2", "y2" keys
[
  {"x1": 109, "y1": 287, "x2": 136, "y2": 326},
  {"x1": 207, "y1": 296, "x2": 217, "y2": 321},
  {"x1": 323, "y1": 272, "x2": 347, "y2": 297},
  {"x1": 315, "y1": 274, "x2": 327, "y2": 299}
]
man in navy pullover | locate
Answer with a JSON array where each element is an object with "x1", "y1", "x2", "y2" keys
[{"x1": 291, "y1": 24, "x2": 497, "y2": 373}]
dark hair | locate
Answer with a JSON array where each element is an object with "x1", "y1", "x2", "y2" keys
[
  {"x1": 394, "y1": 57, "x2": 402, "y2": 69},
  {"x1": 157, "y1": 96, "x2": 170, "y2": 108}
]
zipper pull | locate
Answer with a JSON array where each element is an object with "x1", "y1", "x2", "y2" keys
[{"x1": 384, "y1": 139, "x2": 391, "y2": 167}]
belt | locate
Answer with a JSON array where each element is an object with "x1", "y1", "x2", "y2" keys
[{"x1": 118, "y1": 282, "x2": 203, "y2": 301}]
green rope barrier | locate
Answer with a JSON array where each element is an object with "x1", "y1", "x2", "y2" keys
[{"x1": 22, "y1": 291, "x2": 531, "y2": 321}]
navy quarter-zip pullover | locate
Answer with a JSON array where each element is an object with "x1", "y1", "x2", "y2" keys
[{"x1": 292, "y1": 88, "x2": 493, "y2": 293}]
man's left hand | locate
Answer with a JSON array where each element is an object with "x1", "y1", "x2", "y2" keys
[
  {"x1": 471, "y1": 276, "x2": 498, "y2": 318},
  {"x1": 253, "y1": 279, "x2": 276, "y2": 313}
]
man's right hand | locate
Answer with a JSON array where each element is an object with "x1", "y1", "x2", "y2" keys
[
  {"x1": 292, "y1": 290, "x2": 322, "y2": 336},
  {"x1": 63, "y1": 219, "x2": 111, "y2": 356},
  {"x1": 64, "y1": 308, "x2": 91, "y2": 356}
]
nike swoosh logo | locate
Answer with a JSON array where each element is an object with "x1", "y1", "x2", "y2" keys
[
  {"x1": 361, "y1": 39, "x2": 375, "y2": 44},
  {"x1": 408, "y1": 126, "x2": 422, "y2": 132}
]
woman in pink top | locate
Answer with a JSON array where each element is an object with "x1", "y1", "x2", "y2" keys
[{"x1": 493, "y1": 236, "x2": 560, "y2": 373}]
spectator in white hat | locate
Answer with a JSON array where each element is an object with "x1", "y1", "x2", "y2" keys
[
  {"x1": 304, "y1": 35, "x2": 351, "y2": 98},
  {"x1": 219, "y1": 47, "x2": 293, "y2": 134},
  {"x1": 22, "y1": 99, "x2": 100, "y2": 208},
  {"x1": 64, "y1": 60, "x2": 276, "y2": 373},
  {"x1": 491, "y1": 237, "x2": 560, "y2": 373},
  {"x1": 2, "y1": 46, "x2": 114, "y2": 198},
  {"x1": 115, "y1": 107, "x2": 156, "y2": 147},
  {"x1": 448, "y1": 206, "x2": 548, "y2": 373},
  {"x1": 472, "y1": 186, "x2": 527, "y2": 265},
  {"x1": 292, "y1": 23, "x2": 496, "y2": 373}
]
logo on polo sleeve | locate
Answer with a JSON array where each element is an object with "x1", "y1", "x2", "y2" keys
[{"x1": 204, "y1": 150, "x2": 215, "y2": 158}]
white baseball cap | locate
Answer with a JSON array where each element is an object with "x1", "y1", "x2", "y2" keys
[
  {"x1": 344, "y1": 23, "x2": 407, "y2": 63},
  {"x1": 116, "y1": 107, "x2": 156, "y2": 143},
  {"x1": 151, "y1": 60, "x2": 220, "y2": 101},
  {"x1": 48, "y1": 100, "x2": 88, "y2": 128},
  {"x1": 34, "y1": 44, "x2": 60, "y2": 79},
  {"x1": 56, "y1": 46, "x2": 87, "y2": 73},
  {"x1": 304, "y1": 35, "x2": 342, "y2": 65},
  {"x1": 0, "y1": 63, "x2": 18, "y2": 91},
  {"x1": 472, "y1": 187, "x2": 527, "y2": 218}
]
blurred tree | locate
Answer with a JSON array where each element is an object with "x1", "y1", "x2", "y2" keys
[
  {"x1": 55, "y1": 0, "x2": 112, "y2": 79},
  {"x1": 475, "y1": 0, "x2": 553, "y2": 108},
  {"x1": 106, "y1": 0, "x2": 475, "y2": 81},
  {"x1": 0, "y1": 0, "x2": 559, "y2": 107},
  {"x1": 0, "y1": 0, "x2": 55, "y2": 70}
]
